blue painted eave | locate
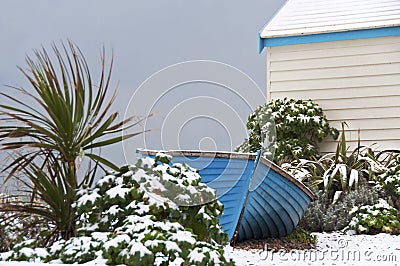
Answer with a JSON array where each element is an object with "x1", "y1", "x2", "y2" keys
[{"x1": 258, "y1": 26, "x2": 400, "y2": 53}]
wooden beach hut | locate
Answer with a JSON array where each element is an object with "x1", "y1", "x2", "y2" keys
[{"x1": 259, "y1": 0, "x2": 400, "y2": 152}]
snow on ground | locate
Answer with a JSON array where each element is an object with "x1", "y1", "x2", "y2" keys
[
  {"x1": 226, "y1": 232, "x2": 400, "y2": 266},
  {"x1": 0, "y1": 232, "x2": 399, "y2": 266}
]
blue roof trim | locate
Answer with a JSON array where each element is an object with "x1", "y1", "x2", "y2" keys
[
  {"x1": 257, "y1": 0, "x2": 289, "y2": 54},
  {"x1": 259, "y1": 26, "x2": 400, "y2": 53},
  {"x1": 258, "y1": 32, "x2": 263, "y2": 54}
]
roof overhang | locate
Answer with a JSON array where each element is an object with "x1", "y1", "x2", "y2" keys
[{"x1": 259, "y1": 25, "x2": 400, "y2": 53}]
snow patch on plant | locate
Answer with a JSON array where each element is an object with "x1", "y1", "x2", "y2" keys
[
  {"x1": 345, "y1": 199, "x2": 400, "y2": 234},
  {"x1": 236, "y1": 98, "x2": 338, "y2": 164},
  {"x1": 0, "y1": 153, "x2": 234, "y2": 265}
]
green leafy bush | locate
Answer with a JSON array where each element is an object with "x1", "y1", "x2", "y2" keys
[
  {"x1": 345, "y1": 199, "x2": 400, "y2": 234},
  {"x1": 0, "y1": 213, "x2": 50, "y2": 252},
  {"x1": 236, "y1": 98, "x2": 338, "y2": 164},
  {"x1": 375, "y1": 154, "x2": 400, "y2": 210},
  {"x1": 284, "y1": 227, "x2": 317, "y2": 244},
  {"x1": 0, "y1": 153, "x2": 234, "y2": 265},
  {"x1": 2, "y1": 240, "x2": 49, "y2": 262}
]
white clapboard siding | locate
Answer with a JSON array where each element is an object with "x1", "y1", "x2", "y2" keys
[
  {"x1": 317, "y1": 96, "x2": 400, "y2": 110},
  {"x1": 270, "y1": 85, "x2": 400, "y2": 100},
  {"x1": 270, "y1": 52, "x2": 400, "y2": 72},
  {"x1": 324, "y1": 107, "x2": 400, "y2": 120},
  {"x1": 329, "y1": 118, "x2": 400, "y2": 131},
  {"x1": 267, "y1": 36, "x2": 400, "y2": 152},
  {"x1": 271, "y1": 63, "x2": 400, "y2": 82},
  {"x1": 337, "y1": 128, "x2": 400, "y2": 141},
  {"x1": 271, "y1": 74, "x2": 399, "y2": 91},
  {"x1": 270, "y1": 37, "x2": 400, "y2": 60},
  {"x1": 319, "y1": 140, "x2": 400, "y2": 153}
]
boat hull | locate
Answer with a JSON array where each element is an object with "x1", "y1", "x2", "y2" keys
[
  {"x1": 137, "y1": 149, "x2": 314, "y2": 242},
  {"x1": 236, "y1": 156, "x2": 313, "y2": 241}
]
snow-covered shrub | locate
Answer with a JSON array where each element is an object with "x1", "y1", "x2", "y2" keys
[
  {"x1": 283, "y1": 124, "x2": 390, "y2": 203},
  {"x1": 0, "y1": 213, "x2": 50, "y2": 252},
  {"x1": 53, "y1": 237, "x2": 102, "y2": 264},
  {"x1": 375, "y1": 156, "x2": 400, "y2": 209},
  {"x1": 1, "y1": 153, "x2": 234, "y2": 265},
  {"x1": 4, "y1": 240, "x2": 49, "y2": 262},
  {"x1": 284, "y1": 156, "x2": 367, "y2": 203},
  {"x1": 299, "y1": 185, "x2": 380, "y2": 232},
  {"x1": 345, "y1": 199, "x2": 400, "y2": 234},
  {"x1": 236, "y1": 98, "x2": 338, "y2": 164},
  {"x1": 0, "y1": 42, "x2": 138, "y2": 243}
]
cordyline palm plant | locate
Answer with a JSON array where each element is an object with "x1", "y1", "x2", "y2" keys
[{"x1": 0, "y1": 41, "x2": 142, "y2": 243}]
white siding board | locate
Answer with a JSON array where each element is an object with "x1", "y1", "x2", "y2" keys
[
  {"x1": 271, "y1": 74, "x2": 400, "y2": 91},
  {"x1": 319, "y1": 140, "x2": 400, "y2": 153},
  {"x1": 270, "y1": 85, "x2": 400, "y2": 100},
  {"x1": 270, "y1": 63, "x2": 400, "y2": 82},
  {"x1": 316, "y1": 96, "x2": 400, "y2": 110},
  {"x1": 325, "y1": 107, "x2": 400, "y2": 120},
  {"x1": 342, "y1": 129, "x2": 400, "y2": 141},
  {"x1": 267, "y1": 36, "x2": 400, "y2": 151},
  {"x1": 270, "y1": 42, "x2": 400, "y2": 61},
  {"x1": 329, "y1": 118, "x2": 400, "y2": 131},
  {"x1": 266, "y1": 47, "x2": 272, "y2": 100},
  {"x1": 270, "y1": 52, "x2": 400, "y2": 71}
]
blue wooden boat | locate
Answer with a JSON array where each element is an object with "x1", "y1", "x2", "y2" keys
[{"x1": 136, "y1": 149, "x2": 314, "y2": 243}]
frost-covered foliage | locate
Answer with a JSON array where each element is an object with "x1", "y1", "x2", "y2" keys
[
  {"x1": 0, "y1": 154, "x2": 234, "y2": 265},
  {"x1": 0, "y1": 212, "x2": 50, "y2": 252},
  {"x1": 283, "y1": 156, "x2": 368, "y2": 203},
  {"x1": 282, "y1": 124, "x2": 392, "y2": 203},
  {"x1": 299, "y1": 186, "x2": 380, "y2": 232},
  {"x1": 236, "y1": 98, "x2": 338, "y2": 164},
  {"x1": 292, "y1": 134, "x2": 400, "y2": 233},
  {"x1": 375, "y1": 155, "x2": 400, "y2": 209},
  {"x1": 2, "y1": 239, "x2": 49, "y2": 262},
  {"x1": 235, "y1": 103, "x2": 276, "y2": 158},
  {"x1": 345, "y1": 199, "x2": 400, "y2": 234},
  {"x1": 378, "y1": 159, "x2": 400, "y2": 196}
]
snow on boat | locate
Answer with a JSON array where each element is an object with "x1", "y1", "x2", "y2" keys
[{"x1": 136, "y1": 149, "x2": 314, "y2": 243}]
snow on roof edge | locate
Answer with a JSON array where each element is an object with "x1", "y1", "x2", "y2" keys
[{"x1": 260, "y1": 0, "x2": 400, "y2": 39}]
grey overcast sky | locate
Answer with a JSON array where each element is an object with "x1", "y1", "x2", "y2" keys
[{"x1": 0, "y1": 0, "x2": 286, "y2": 166}]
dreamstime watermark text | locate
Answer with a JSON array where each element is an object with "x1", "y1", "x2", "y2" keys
[{"x1": 259, "y1": 239, "x2": 399, "y2": 264}]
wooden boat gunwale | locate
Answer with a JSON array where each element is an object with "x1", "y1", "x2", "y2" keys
[
  {"x1": 137, "y1": 149, "x2": 257, "y2": 160},
  {"x1": 137, "y1": 148, "x2": 314, "y2": 201}
]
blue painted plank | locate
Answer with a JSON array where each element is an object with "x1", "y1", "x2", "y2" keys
[
  {"x1": 170, "y1": 155, "x2": 255, "y2": 240},
  {"x1": 136, "y1": 149, "x2": 313, "y2": 242},
  {"x1": 269, "y1": 170, "x2": 311, "y2": 209},
  {"x1": 259, "y1": 26, "x2": 400, "y2": 51},
  {"x1": 237, "y1": 158, "x2": 312, "y2": 241}
]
